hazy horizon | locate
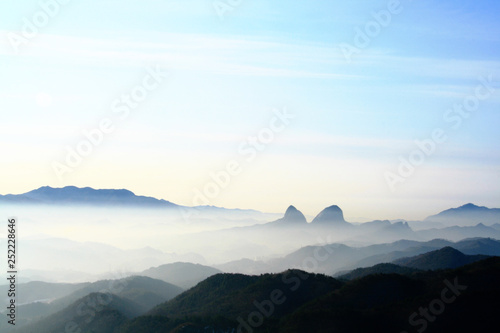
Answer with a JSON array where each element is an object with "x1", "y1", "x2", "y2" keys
[
  {"x1": 2, "y1": 0, "x2": 499, "y2": 221},
  {"x1": 1, "y1": 184, "x2": 498, "y2": 221},
  {"x1": 2, "y1": 2, "x2": 499, "y2": 332}
]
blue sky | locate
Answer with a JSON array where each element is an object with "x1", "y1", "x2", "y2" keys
[{"x1": 1, "y1": 0, "x2": 499, "y2": 219}]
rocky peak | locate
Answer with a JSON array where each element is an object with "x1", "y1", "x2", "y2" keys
[{"x1": 311, "y1": 205, "x2": 347, "y2": 225}]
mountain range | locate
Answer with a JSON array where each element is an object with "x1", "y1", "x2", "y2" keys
[
  {"x1": 0, "y1": 186, "x2": 177, "y2": 207},
  {"x1": 338, "y1": 246, "x2": 491, "y2": 280},
  {"x1": 3, "y1": 186, "x2": 500, "y2": 332},
  {"x1": 0, "y1": 275, "x2": 183, "y2": 331},
  {"x1": 139, "y1": 262, "x2": 222, "y2": 289},
  {"x1": 0, "y1": 186, "x2": 268, "y2": 221},
  {"x1": 425, "y1": 202, "x2": 500, "y2": 226},
  {"x1": 219, "y1": 237, "x2": 500, "y2": 276},
  {"x1": 2, "y1": 187, "x2": 499, "y2": 228},
  {"x1": 9, "y1": 255, "x2": 500, "y2": 333}
]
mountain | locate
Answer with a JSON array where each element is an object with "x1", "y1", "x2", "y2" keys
[
  {"x1": 357, "y1": 219, "x2": 391, "y2": 230},
  {"x1": 272, "y1": 237, "x2": 500, "y2": 276},
  {"x1": 338, "y1": 244, "x2": 497, "y2": 280},
  {"x1": 491, "y1": 223, "x2": 500, "y2": 231},
  {"x1": 140, "y1": 262, "x2": 222, "y2": 289},
  {"x1": 220, "y1": 205, "x2": 416, "y2": 249},
  {"x1": 425, "y1": 203, "x2": 500, "y2": 226},
  {"x1": 453, "y1": 237, "x2": 500, "y2": 255},
  {"x1": 0, "y1": 186, "x2": 274, "y2": 222},
  {"x1": 147, "y1": 270, "x2": 342, "y2": 325},
  {"x1": 205, "y1": 237, "x2": 500, "y2": 277},
  {"x1": 279, "y1": 257, "x2": 500, "y2": 333},
  {"x1": 353, "y1": 219, "x2": 416, "y2": 241},
  {"x1": 15, "y1": 258, "x2": 500, "y2": 333},
  {"x1": 310, "y1": 205, "x2": 350, "y2": 226},
  {"x1": 172, "y1": 204, "x2": 420, "y2": 265},
  {"x1": 0, "y1": 281, "x2": 90, "y2": 328},
  {"x1": 417, "y1": 223, "x2": 500, "y2": 241},
  {"x1": 273, "y1": 243, "x2": 362, "y2": 274},
  {"x1": 54, "y1": 257, "x2": 500, "y2": 333},
  {"x1": 15, "y1": 292, "x2": 141, "y2": 333},
  {"x1": 50, "y1": 276, "x2": 183, "y2": 313},
  {"x1": 2, "y1": 275, "x2": 184, "y2": 330},
  {"x1": 214, "y1": 258, "x2": 272, "y2": 275},
  {"x1": 336, "y1": 263, "x2": 422, "y2": 280},
  {"x1": 393, "y1": 246, "x2": 491, "y2": 270},
  {"x1": 268, "y1": 205, "x2": 308, "y2": 226},
  {"x1": 351, "y1": 238, "x2": 500, "y2": 270},
  {"x1": 376, "y1": 220, "x2": 414, "y2": 239},
  {"x1": 0, "y1": 280, "x2": 87, "y2": 304},
  {"x1": 0, "y1": 185, "x2": 178, "y2": 207}
]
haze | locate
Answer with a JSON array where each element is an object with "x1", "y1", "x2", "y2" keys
[{"x1": 1, "y1": 0, "x2": 500, "y2": 220}]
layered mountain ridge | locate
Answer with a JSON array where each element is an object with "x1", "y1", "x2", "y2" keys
[{"x1": 2, "y1": 186, "x2": 499, "y2": 228}]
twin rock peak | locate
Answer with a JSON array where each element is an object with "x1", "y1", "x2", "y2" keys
[{"x1": 277, "y1": 205, "x2": 350, "y2": 226}]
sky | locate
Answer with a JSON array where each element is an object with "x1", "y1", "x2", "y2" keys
[{"x1": 1, "y1": 0, "x2": 499, "y2": 220}]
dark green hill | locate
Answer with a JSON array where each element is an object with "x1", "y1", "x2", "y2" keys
[
  {"x1": 14, "y1": 258, "x2": 500, "y2": 333},
  {"x1": 279, "y1": 257, "x2": 500, "y2": 333},
  {"x1": 393, "y1": 246, "x2": 491, "y2": 270},
  {"x1": 149, "y1": 273, "x2": 258, "y2": 318},
  {"x1": 337, "y1": 263, "x2": 422, "y2": 280},
  {"x1": 118, "y1": 258, "x2": 500, "y2": 332},
  {"x1": 146, "y1": 270, "x2": 342, "y2": 331}
]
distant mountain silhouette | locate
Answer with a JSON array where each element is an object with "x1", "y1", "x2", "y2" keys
[
  {"x1": 452, "y1": 237, "x2": 500, "y2": 255},
  {"x1": 393, "y1": 246, "x2": 491, "y2": 270},
  {"x1": 417, "y1": 223, "x2": 500, "y2": 240},
  {"x1": 0, "y1": 280, "x2": 87, "y2": 305},
  {"x1": 311, "y1": 205, "x2": 350, "y2": 226},
  {"x1": 357, "y1": 219, "x2": 391, "y2": 231},
  {"x1": 16, "y1": 292, "x2": 139, "y2": 333},
  {"x1": 6, "y1": 275, "x2": 183, "y2": 331},
  {"x1": 0, "y1": 186, "x2": 178, "y2": 207},
  {"x1": 268, "y1": 205, "x2": 307, "y2": 225},
  {"x1": 0, "y1": 187, "x2": 273, "y2": 221},
  {"x1": 140, "y1": 262, "x2": 222, "y2": 289},
  {"x1": 425, "y1": 203, "x2": 500, "y2": 226},
  {"x1": 338, "y1": 244, "x2": 498, "y2": 280},
  {"x1": 352, "y1": 237, "x2": 500, "y2": 271},
  {"x1": 214, "y1": 258, "x2": 272, "y2": 275},
  {"x1": 52, "y1": 275, "x2": 183, "y2": 311},
  {"x1": 269, "y1": 237, "x2": 500, "y2": 275}
]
